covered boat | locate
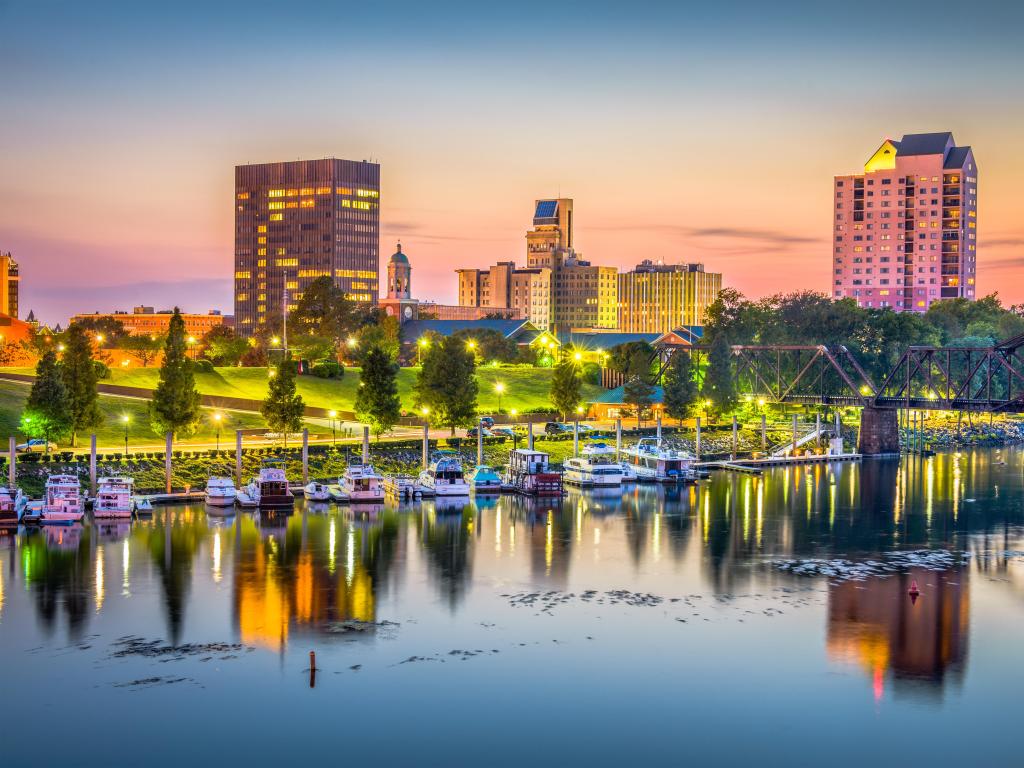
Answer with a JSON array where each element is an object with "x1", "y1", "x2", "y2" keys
[
  {"x1": 418, "y1": 452, "x2": 470, "y2": 497},
  {"x1": 563, "y1": 443, "x2": 625, "y2": 487},
  {"x1": 503, "y1": 449, "x2": 562, "y2": 496},
  {"x1": 93, "y1": 476, "x2": 135, "y2": 518}
]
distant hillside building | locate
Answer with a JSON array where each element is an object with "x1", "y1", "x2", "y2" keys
[
  {"x1": 234, "y1": 158, "x2": 380, "y2": 334},
  {"x1": 617, "y1": 261, "x2": 721, "y2": 333},
  {"x1": 0, "y1": 251, "x2": 19, "y2": 319},
  {"x1": 70, "y1": 307, "x2": 228, "y2": 338},
  {"x1": 833, "y1": 132, "x2": 977, "y2": 311}
]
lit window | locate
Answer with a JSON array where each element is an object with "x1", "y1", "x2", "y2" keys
[{"x1": 269, "y1": 213, "x2": 283, "y2": 221}]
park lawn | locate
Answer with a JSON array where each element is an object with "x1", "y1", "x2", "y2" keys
[
  {"x1": 0, "y1": 380, "x2": 316, "y2": 448},
  {"x1": 1, "y1": 365, "x2": 601, "y2": 414}
]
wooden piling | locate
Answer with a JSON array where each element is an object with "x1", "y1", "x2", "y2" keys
[
  {"x1": 165, "y1": 433, "x2": 173, "y2": 493},
  {"x1": 302, "y1": 428, "x2": 309, "y2": 485}
]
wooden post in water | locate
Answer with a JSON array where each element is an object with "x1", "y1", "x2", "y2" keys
[
  {"x1": 573, "y1": 420, "x2": 579, "y2": 458},
  {"x1": 615, "y1": 418, "x2": 622, "y2": 459},
  {"x1": 477, "y1": 420, "x2": 484, "y2": 466},
  {"x1": 165, "y1": 433, "x2": 173, "y2": 493},
  {"x1": 791, "y1": 414, "x2": 798, "y2": 457},
  {"x1": 815, "y1": 413, "x2": 821, "y2": 454},
  {"x1": 421, "y1": 424, "x2": 429, "y2": 470},
  {"x1": 695, "y1": 417, "x2": 701, "y2": 461},
  {"x1": 302, "y1": 428, "x2": 309, "y2": 485},
  {"x1": 760, "y1": 415, "x2": 767, "y2": 452},
  {"x1": 89, "y1": 434, "x2": 97, "y2": 496},
  {"x1": 527, "y1": 421, "x2": 534, "y2": 450},
  {"x1": 235, "y1": 430, "x2": 243, "y2": 486},
  {"x1": 731, "y1": 415, "x2": 738, "y2": 459},
  {"x1": 8, "y1": 436, "x2": 15, "y2": 489},
  {"x1": 835, "y1": 411, "x2": 842, "y2": 454},
  {"x1": 656, "y1": 415, "x2": 662, "y2": 441},
  {"x1": 362, "y1": 426, "x2": 370, "y2": 464}
]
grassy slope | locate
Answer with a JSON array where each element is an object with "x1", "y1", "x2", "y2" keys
[{"x1": 1, "y1": 365, "x2": 601, "y2": 413}]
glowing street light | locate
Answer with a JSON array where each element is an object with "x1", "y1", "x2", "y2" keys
[
  {"x1": 328, "y1": 409, "x2": 338, "y2": 446},
  {"x1": 213, "y1": 412, "x2": 223, "y2": 451},
  {"x1": 573, "y1": 351, "x2": 583, "y2": 362},
  {"x1": 57, "y1": 343, "x2": 65, "y2": 352},
  {"x1": 268, "y1": 368, "x2": 277, "y2": 378},
  {"x1": 495, "y1": 382, "x2": 505, "y2": 413},
  {"x1": 417, "y1": 337, "x2": 429, "y2": 365},
  {"x1": 346, "y1": 336, "x2": 357, "y2": 349},
  {"x1": 121, "y1": 414, "x2": 130, "y2": 456},
  {"x1": 466, "y1": 340, "x2": 476, "y2": 351},
  {"x1": 95, "y1": 333, "x2": 105, "y2": 344}
]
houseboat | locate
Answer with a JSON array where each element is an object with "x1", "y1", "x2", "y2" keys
[
  {"x1": 620, "y1": 438, "x2": 697, "y2": 483},
  {"x1": 418, "y1": 452, "x2": 470, "y2": 497},
  {"x1": 40, "y1": 474, "x2": 85, "y2": 524},
  {"x1": 93, "y1": 477, "x2": 135, "y2": 518},
  {"x1": 504, "y1": 449, "x2": 563, "y2": 496},
  {"x1": 245, "y1": 461, "x2": 294, "y2": 509},
  {"x1": 563, "y1": 443, "x2": 625, "y2": 488},
  {"x1": 205, "y1": 476, "x2": 237, "y2": 507},
  {"x1": 340, "y1": 464, "x2": 384, "y2": 503},
  {"x1": 0, "y1": 486, "x2": 23, "y2": 529},
  {"x1": 469, "y1": 465, "x2": 503, "y2": 494}
]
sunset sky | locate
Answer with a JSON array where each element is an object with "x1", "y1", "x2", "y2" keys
[{"x1": 3, "y1": 0, "x2": 1023, "y2": 325}]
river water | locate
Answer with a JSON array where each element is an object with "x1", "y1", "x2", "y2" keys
[{"x1": 2, "y1": 448, "x2": 1023, "y2": 766}]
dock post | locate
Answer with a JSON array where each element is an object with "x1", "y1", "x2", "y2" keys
[
  {"x1": 573, "y1": 420, "x2": 579, "y2": 458},
  {"x1": 760, "y1": 415, "x2": 766, "y2": 451},
  {"x1": 362, "y1": 426, "x2": 370, "y2": 464},
  {"x1": 695, "y1": 417, "x2": 701, "y2": 461},
  {"x1": 421, "y1": 424, "x2": 429, "y2": 470},
  {"x1": 8, "y1": 436, "x2": 15, "y2": 489},
  {"x1": 302, "y1": 429, "x2": 309, "y2": 485},
  {"x1": 165, "y1": 432, "x2": 173, "y2": 493},
  {"x1": 615, "y1": 418, "x2": 622, "y2": 459},
  {"x1": 835, "y1": 410, "x2": 841, "y2": 453},
  {"x1": 477, "y1": 420, "x2": 484, "y2": 466},
  {"x1": 235, "y1": 430, "x2": 243, "y2": 486},
  {"x1": 89, "y1": 434, "x2": 97, "y2": 496},
  {"x1": 527, "y1": 421, "x2": 534, "y2": 451},
  {"x1": 791, "y1": 414, "x2": 798, "y2": 457},
  {"x1": 656, "y1": 415, "x2": 662, "y2": 441},
  {"x1": 731, "y1": 415, "x2": 738, "y2": 459}
]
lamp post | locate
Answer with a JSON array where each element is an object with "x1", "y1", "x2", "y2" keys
[
  {"x1": 213, "y1": 412, "x2": 222, "y2": 451},
  {"x1": 510, "y1": 408, "x2": 519, "y2": 449},
  {"x1": 418, "y1": 337, "x2": 428, "y2": 366},
  {"x1": 122, "y1": 414, "x2": 130, "y2": 456},
  {"x1": 187, "y1": 336, "x2": 197, "y2": 360},
  {"x1": 328, "y1": 409, "x2": 338, "y2": 446},
  {"x1": 495, "y1": 382, "x2": 505, "y2": 414}
]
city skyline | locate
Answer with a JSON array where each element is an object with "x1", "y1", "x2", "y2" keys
[{"x1": 3, "y1": 1, "x2": 1024, "y2": 324}]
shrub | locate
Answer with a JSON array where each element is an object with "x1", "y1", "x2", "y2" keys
[
  {"x1": 194, "y1": 359, "x2": 214, "y2": 373},
  {"x1": 309, "y1": 360, "x2": 345, "y2": 379},
  {"x1": 93, "y1": 360, "x2": 111, "y2": 379}
]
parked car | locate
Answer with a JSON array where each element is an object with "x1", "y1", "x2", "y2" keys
[
  {"x1": 467, "y1": 427, "x2": 493, "y2": 438},
  {"x1": 478, "y1": 416, "x2": 495, "y2": 429},
  {"x1": 489, "y1": 427, "x2": 516, "y2": 438},
  {"x1": 544, "y1": 422, "x2": 572, "y2": 435},
  {"x1": 16, "y1": 439, "x2": 58, "y2": 453},
  {"x1": 577, "y1": 423, "x2": 596, "y2": 434}
]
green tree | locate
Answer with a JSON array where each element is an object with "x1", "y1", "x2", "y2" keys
[
  {"x1": 356, "y1": 314, "x2": 401, "y2": 363},
  {"x1": 623, "y1": 375, "x2": 655, "y2": 429},
  {"x1": 261, "y1": 354, "x2": 305, "y2": 447},
  {"x1": 120, "y1": 333, "x2": 164, "y2": 367},
  {"x1": 60, "y1": 324, "x2": 102, "y2": 446},
  {"x1": 452, "y1": 328, "x2": 519, "y2": 364},
  {"x1": 662, "y1": 351, "x2": 698, "y2": 424},
  {"x1": 414, "y1": 336, "x2": 478, "y2": 435},
  {"x1": 549, "y1": 360, "x2": 582, "y2": 420},
  {"x1": 355, "y1": 346, "x2": 401, "y2": 438},
  {"x1": 149, "y1": 309, "x2": 202, "y2": 438},
  {"x1": 201, "y1": 325, "x2": 249, "y2": 366},
  {"x1": 23, "y1": 349, "x2": 70, "y2": 451},
  {"x1": 290, "y1": 275, "x2": 357, "y2": 346},
  {"x1": 703, "y1": 334, "x2": 736, "y2": 417},
  {"x1": 69, "y1": 315, "x2": 127, "y2": 348}
]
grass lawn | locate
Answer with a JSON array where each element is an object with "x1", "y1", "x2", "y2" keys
[
  {"x1": 0, "y1": 380, "x2": 301, "y2": 448},
  {"x1": 1, "y1": 364, "x2": 600, "y2": 414}
]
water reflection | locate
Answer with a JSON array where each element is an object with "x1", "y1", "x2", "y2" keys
[{"x1": 2, "y1": 449, "x2": 1024, "y2": 705}]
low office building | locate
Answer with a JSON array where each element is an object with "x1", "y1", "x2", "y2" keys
[{"x1": 70, "y1": 307, "x2": 229, "y2": 338}]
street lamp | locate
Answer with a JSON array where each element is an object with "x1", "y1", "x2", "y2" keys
[
  {"x1": 495, "y1": 382, "x2": 505, "y2": 414},
  {"x1": 328, "y1": 409, "x2": 338, "y2": 446},
  {"x1": 122, "y1": 414, "x2": 130, "y2": 456},
  {"x1": 187, "y1": 336, "x2": 197, "y2": 360},
  {"x1": 213, "y1": 412, "x2": 222, "y2": 451},
  {"x1": 573, "y1": 351, "x2": 583, "y2": 362},
  {"x1": 95, "y1": 333, "x2": 105, "y2": 345},
  {"x1": 466, "y1": 340, "x2": 476, "y2": 352},
  {"x1": 510, "y1": 408, "x2": 519, "y2": 449},
  {"x1": 418, "y1": 337, "x2": 429, "y2": 365}
]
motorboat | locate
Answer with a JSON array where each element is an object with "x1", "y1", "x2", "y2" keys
[
  {"x1": 93, "y1": 476, "x2": 135, "y2": 518},
  {"x1": 303, "y1": 481, "x2": 331, "y2": 501},
  {"x1": 384, "y1": 474, "x2": 423, "y2": 501},
  {"x1": 619, "y1": 461, "x2": 638, "y2": 482},
  {"x1": 469, "y1": 465, "x2": 503, "y2": 494},
  {"x1": 417, "y1": 452, "x2": 470, "y2": 497},
  {"x1": 620, "y1": 438, "x2": 697, "y2": 483},
  {"x1": 134, "y1": 496, "x2": 153, "y2": 514},
  {"x1": 245, "y1": 460, "x2": 295, "y2": 509},
  {"x1": 40, "y1": 474, "x2": 85, "y2": 524},
  {"x1": 205, "y1": 476, "x2": 237, "y2": 507},
  {"x1": 504, "y1": 449, "x2": 562, "y2": 496},
  {"x1": 340, "y1": 464, "x2": 384, "y2": 503},
  {"x1": 0, "y1": 486, "x2": 25, "y2": 528},
  {"x1": 563, "y1": 443, "x2": 625, "y2": 487}
]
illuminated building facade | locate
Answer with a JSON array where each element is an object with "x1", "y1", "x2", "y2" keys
[
  {"x1": 617, "y1": 261, "x2": 721, "y2": 333},
  {"x1": 833, "y1": 132, "x2": 977, "y2": 311},
  {"x1": 234, "y1": 158, "x2": 380, "y2": 334},
  {"x1": 456, "y1": 262, "x2": 541, "y2": 326},
  {"x1": 70, "y1": 307, "x2": 227, "y2": 338},
  {"x1": 0, "y1": 251, "x2": 19, "y2": 319}
]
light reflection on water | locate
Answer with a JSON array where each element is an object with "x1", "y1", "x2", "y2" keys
[{"x1": 1, "y1": 449, "x2": 1024, "y2": 765}]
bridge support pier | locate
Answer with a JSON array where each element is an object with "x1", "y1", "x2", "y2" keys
[{"x1": 858, "y1": 406, "x2": 899, "y2": 456}]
